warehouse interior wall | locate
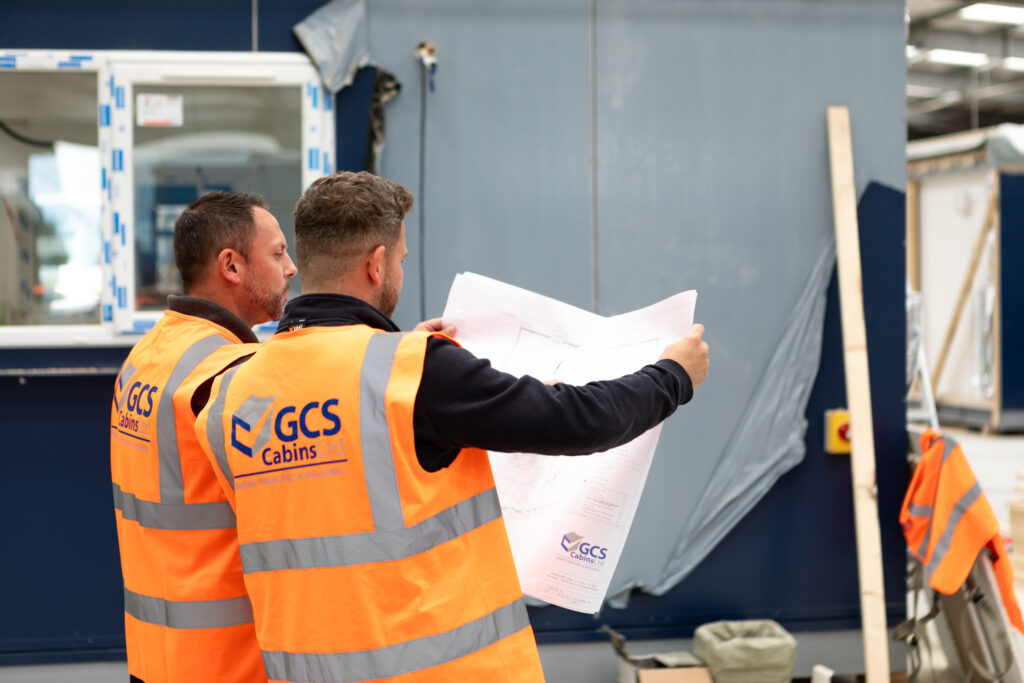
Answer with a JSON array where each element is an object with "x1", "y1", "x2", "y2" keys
[{"x1": 0, "y1": 0, "x2": 908, "y2": 673}]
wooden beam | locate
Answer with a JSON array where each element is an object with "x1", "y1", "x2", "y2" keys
[
  {"x1": 931, "y1": 184, "x2": 998, "y2": 389},
  {"x1": 907, "y1": 179, "x2": 921, "y2": 293},
  {"x1": 826, "y1": 106, "x2": 890, "y2": 683}
]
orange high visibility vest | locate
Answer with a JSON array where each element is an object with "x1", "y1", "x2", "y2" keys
[
  {"x1": 111, "y1": 310, "x2": 266, "y2": 682},
  {"x1": 196, "y1": 326, "x2": 545, "y2": 683},
  {"x1": 900, "y1": 429, "x2": 1024, "y2": 633}
]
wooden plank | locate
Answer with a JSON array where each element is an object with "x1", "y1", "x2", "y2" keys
[
  {"x1": 826, "y1": 106, "x2": 890, "y2": 683},
  {"x1": 931, "y1": 183, "x2": 998, "y2": 389},
  {"x1": 906, "y1": 180, "x2": 921, "y2": 292}
]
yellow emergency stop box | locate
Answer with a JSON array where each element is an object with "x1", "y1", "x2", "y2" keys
[{"x1": 824, "y1": 408, "x2": 851, "y2": 454}]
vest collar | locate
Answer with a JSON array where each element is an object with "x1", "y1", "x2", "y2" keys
[
  {"x1": 276, "y1": 293, "x2": 401, "y2": 334},
  {"x1": 167, "y1": 295, "x2": 259, "y2": 343}
]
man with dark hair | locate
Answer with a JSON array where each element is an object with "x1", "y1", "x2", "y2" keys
[
  {"x1": 111, "y1": 191, "x2": 295, "y2": 683},
  {"x1": 196, "y1": 171, "x2": 709, "y2": 683}
]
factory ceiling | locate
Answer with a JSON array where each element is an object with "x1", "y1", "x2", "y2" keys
[{"x1": 907, "y1": 0, "x2": 1024, "y2": 138}]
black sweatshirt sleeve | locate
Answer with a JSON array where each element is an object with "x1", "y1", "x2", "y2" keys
[{"x1": 412, "y1": 337, "x2": 693, "y2": 471}]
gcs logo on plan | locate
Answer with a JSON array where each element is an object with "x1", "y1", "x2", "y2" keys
[{"x1": 560, "y1": 531, "x2": 609, "y2": 564}]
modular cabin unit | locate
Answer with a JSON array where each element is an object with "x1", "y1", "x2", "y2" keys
[{"x1": 908, "y1": 126, "x2": 1024, "y2": 431}]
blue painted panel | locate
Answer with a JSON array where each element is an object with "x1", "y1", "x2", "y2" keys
[
  {"x1": 0, "y1": 374, "x2": 126, "y2": 663},
  {"x1": 1000, "y1": 174, "x2": 1024, "y2": 411},
  {"x1": 0, "y1": 0, "x2": 252, "y2": 51},
  {"x1": 368, "y1": 0, "x2": 595, "y2": 324}
]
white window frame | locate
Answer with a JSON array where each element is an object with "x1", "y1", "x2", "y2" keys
[{"x1": 0, "y1": 49, "x2": 334, "y2": 346}]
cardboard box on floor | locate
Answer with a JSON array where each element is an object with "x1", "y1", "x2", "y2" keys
[
  {"x1": 637, "y1": 667, "x2": 713, "y2": 683},
  {"x1": 601, "y1": 625, "x2": 713, "y2": 683}
]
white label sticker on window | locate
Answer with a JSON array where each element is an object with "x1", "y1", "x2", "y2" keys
[{"x1": 136, "y1": 93, "x2": 183, "y2": 127}]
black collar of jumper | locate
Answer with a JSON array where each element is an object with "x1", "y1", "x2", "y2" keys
[{"x1": 275, "y1": 293, "x2": 401, "y2": 334}]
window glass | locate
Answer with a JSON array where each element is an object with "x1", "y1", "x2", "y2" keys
[
  {"x1": 0, "y1": 71, "x2": 101, "y2": 325},
  {"x1": 132, "y1": 84, "x2": 302, "y2": 310}
]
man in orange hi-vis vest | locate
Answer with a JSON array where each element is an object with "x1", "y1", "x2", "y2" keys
[
  {"x1": 110, "y1": 192, "x2": 296, "y2": 683},
  {"x1": 195, "y1": 171, "x2": 711, "y2": 683},
  {"x1": 900, "y1": 429, "x2": 1024, "y2": 634}
]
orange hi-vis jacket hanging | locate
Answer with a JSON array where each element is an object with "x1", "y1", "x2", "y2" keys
[
  {"x1": 195, "y1": 326, "x2": 545, "y2": 683},
  {"x1": 110, "y1": 310, "x2": 266, "y2": 683},
  {"x1": 900, "y1": 428, "x2": 1024, "y2": 633}
]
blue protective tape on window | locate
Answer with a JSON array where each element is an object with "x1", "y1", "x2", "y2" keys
[{"x1": 100, "y1": 105, "x2": 110, "y2": 128}]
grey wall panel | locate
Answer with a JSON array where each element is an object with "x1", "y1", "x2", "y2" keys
[
  {"x1": 594, "y1": 0, "x2": 905, "y2": 594},
  {"x1": 367, "y1": 0, "x2": 595, "y2": 327}
]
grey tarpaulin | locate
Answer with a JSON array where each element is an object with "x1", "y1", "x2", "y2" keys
[
  {"x1": 293, "y1": 0, "x2": 370, "y2": 93},
  {"x1": 604, "y1": 236, "x2": 837, "y2": 607}
]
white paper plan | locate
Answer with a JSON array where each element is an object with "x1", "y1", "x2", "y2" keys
[{"x1": 441, "y1": 272, "x2": 696, "y2": 613}]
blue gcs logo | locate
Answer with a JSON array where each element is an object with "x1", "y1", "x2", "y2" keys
[{"x1": 560, "y1": 531, "x2": 609, "y2": 563}]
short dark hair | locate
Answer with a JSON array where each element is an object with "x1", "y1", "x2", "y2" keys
[
  {"x1": 293, "y1": 172, "x2": 413, "y2": 285},
  {"x1": 173, "y1": 191, "x2": 267, "y2": 293}
]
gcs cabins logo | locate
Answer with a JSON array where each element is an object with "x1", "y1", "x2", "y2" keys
[
  {"x1": 230, "y1": 394, "x2": 345, "y2": 467},
  {"x1": 560, "y1": 531, "x2": 609, "y2": 565}
]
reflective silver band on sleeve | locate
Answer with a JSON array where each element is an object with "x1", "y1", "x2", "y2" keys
[
  {"x1": 261, "y1": 597, "x2": 530, "y2": 683},
  {"x1": 124, "y1": 586, "x2": 253, "y2": 629},
  {"x1": 113, "y1": 482, "x2": 236, "y2": 530},
  {"x1": 916, "y1": 437, "x2": 963, "y2": 558},
  {"x1": 359, "y1": 333, "x2": 405, "y2": 531},
  {"x1": 157, "y1": 335, "x2": 231, "y2": 504},
  {"x1": 907, "y1": 503, "x2": 932, "y2": 518},
  {"x1": 926, "y1": 481, "x2": 984, "y2": 579},
  {"x1": 239, "y1": 488, "x2": 501, "y2": 573},
  {"x1": 206, "y1": 366, "x2": 242, "y2": 489}
]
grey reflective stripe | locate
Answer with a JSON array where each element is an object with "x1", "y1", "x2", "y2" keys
[
  {"x1": 908, "y1": 503, "x2": 932, "y2": 518},
  {"x1": 158, "y1": 335, "x2": 231, "y2": 504},
  {"x1": 940, "y1": 437, "x2": 959, "y2": 464},
  {"x1": 113, "y1": 482, "x2": 236, "y2": 530},
  {"x1": 360, "y1": 333, "x2": 405, "y2": 531},
  {"x1": 124, "y1": 586, "x2": 253, "y2": 629},
  {"x1": 206, "y1": 366, "x2": 242, "y2": 489},
  {"x1": 115, "y1": 362, "x2": 138, "y2": 410},
  {"x1": 240, "y1": 488, "x2": 502, "y2": 572},
  {"x1": 261, "y1": 598, "x2": 530, "y2": 683},
  {"x1": 916, "y1": 436, "x2": 961, "y2": 557},
  {"x1": 926, "y1": 481, "x2": 984, "y2": 578}
]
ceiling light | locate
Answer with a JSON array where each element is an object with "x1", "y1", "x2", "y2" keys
[
  {"x1": 906, "y1": 45, "x2": 921, "y2": 60},
  {"x1": 927, "y1": 48, "x2": 990, "y2": 67},
  {"x1": 1003, "y1": 56, "x2": 1024, "y2": 71},
  {"x1": 959, "y1": 3, "x2": 1024, "y2": 25},
  {"x1": 906, "y1": 84, "x2": 944, "y2": 98}
]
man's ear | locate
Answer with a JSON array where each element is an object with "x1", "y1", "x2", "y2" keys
[
  {"x1": 216, "y1": 248, "x2": 245, "y2": 285},
  {"x1": 367, "y1": 244, "x2": 387, "y2": 286}
]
